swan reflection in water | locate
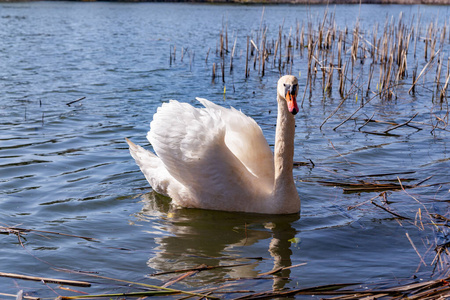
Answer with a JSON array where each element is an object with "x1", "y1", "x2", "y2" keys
[{"x1": 134, "y1": 192, "x2": 301, "y2": 290}]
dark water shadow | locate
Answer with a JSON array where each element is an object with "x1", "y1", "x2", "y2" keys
[{"x1": 135, "y1": 191, "x2": 301, "y2": 290}]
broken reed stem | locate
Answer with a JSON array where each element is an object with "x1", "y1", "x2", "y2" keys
[
  {"x1": 149, "y1": 263, "x2": 252, "y2": 277},
  {"x1": 0, "y1": 293, "x2": 39, "y2": 300},
  {"x1": 64, "y1": 272, "x2": 218, "y2": 299},
  {"x1": 0, "y1": 272, "x2": 91, "y2": 287},
  {"x1": 383, "y1": 112, "x2": 419, "y2": 133},
  {"x1": 58, "y1": 291, "x2": 178, "y2": 299},
  {"x1": 406, "y1": 232, "x2": 427, "y2": 266}
]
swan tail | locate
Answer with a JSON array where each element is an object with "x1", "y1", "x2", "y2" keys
[{"x1": 125, "y1": 138, "x2": 173, "y2": 196}]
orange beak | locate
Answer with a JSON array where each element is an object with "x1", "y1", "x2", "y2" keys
[{"x1": 286, "y1": 91, "x2": 299, "y2": 115}]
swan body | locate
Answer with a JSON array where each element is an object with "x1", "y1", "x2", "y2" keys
[{"x1": 127, "y1": 75, "x2": 300, "y2": 214}]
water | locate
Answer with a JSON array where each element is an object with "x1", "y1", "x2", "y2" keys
[{"x1": 0, "y1": 2, "x2": 449, "y2": 298}]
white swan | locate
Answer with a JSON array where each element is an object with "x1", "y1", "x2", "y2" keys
[{"x1": 126, "y1": 75, "x2": 300, "y2": 214}]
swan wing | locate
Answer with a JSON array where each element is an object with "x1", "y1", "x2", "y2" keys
[
  {"x1": 147, "y1": 100, "x2": 268, "y2": 211},
  {"x1": 196, "y1": 97, "x2": 274, "y2": 188}
]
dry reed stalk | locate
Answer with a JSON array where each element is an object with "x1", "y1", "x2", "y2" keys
[
  {"x1": 205, "y1": 47, "x2": 210, "y2": 63},
  {"x1": 230, "y1": 36, "x2": 237, "y2": 72},
  {"x1": 385, "y1": 53, "x2": 395, "y2": 100},
  {"x1": 372, "y1": 24, "x2": 378, "y2": 62},
  {"x1": 219, "y1": 32, "x2": 224, "y2": 58},
  {"x1": 67, "y1": 273, "x2": 218, "y2": 299},
  {"x1": 221, "y1": 61, "x2": 225, "y2": 83},
  {"x1": 318, "y1": 26, "x2": 323, "y2": 50},
  {"x1": 252, "y1": 39, "x2": 258, "y2": 70},
  {"x1": 351, "y1": 27, "x2": 359, "y2": 80},
  {"x1": 0, "y1": 272, "x2": 91, "y2": 287},
  {"x1": 277, "y1": 26, "x2": 282, "y2": 70},
  {"x1": 245, "y1": 36, "x2": 249, "y2": 78},
  {"x1": 430, "y1": 38, "x2": 437, "y2": 61},
  {"x1": 321, "y1": 60, "x2": 326, "y2": 93},
  {"x1": 366, "y1": 63, "x2": 374, "y2": 96},
  {"x1": 261, "y1": 36, "x2": 266, "y2": 77},
  {"x1": 440, "y1": 72, "x2": 450, "y2": 102},
  {"x1": 436, "y1": 55, "x2": 443, "y2": 92},
  {"x1": 300, "y1": 22, "x2": 305, "y2": 54},
  {"x1": 425, "y1": 24, "x2": 431, "y2": 61},
  {"x1": 411, "y1": 64, "x2": 417, "y2": 94},
  {"x1": 0, "y1": 292, "x2": 38, "y2": 300},
  {"x1": 326, "y1": 63, "x2": 334, "y2": 93},
  {"x1": 273, "y1": 39, "x2": 279, "y2": 67},
  {"x1": 441, "y1": 21, "x2": 447, "y2": 48},
  {"x1": 408, "y1": 49, "x2": 440, "y2": 94},
  {"x1": 396, "y1": 19, "x2": 403, "y2": 65},
  {"x1": 339, "y1": 62, "x2": 346, "y2": 97},
  {"x1": 225, "y1": 24, "x2": 228, "y2": 54}
]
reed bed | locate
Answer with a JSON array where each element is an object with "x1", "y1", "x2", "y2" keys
[{"x1": 176, "y1": 8, "x2": 450, "y2": 132}]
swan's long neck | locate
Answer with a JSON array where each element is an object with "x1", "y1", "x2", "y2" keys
[{"x1": 272, "y1": 94, "x2": 300, "y2": 213}]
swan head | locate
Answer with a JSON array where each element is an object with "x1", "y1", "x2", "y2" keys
[{"x1": 277, "y1": 75, "x2": 299, "y2": 115}]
